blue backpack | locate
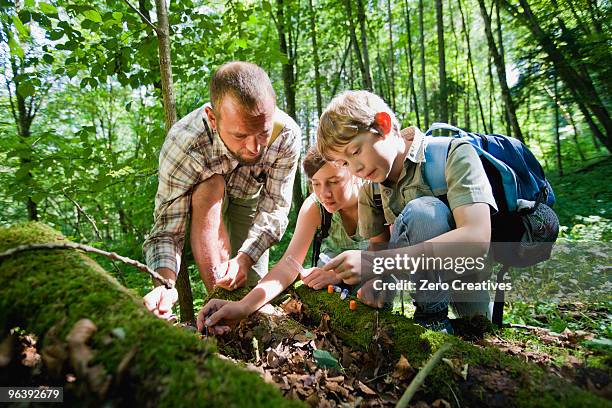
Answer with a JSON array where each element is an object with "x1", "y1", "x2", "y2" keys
[
  {"x1": 422, "y1": 123, "x2": 559, "y2": 267},
  {"x1": 423, "y1": 123, "x2": 555, "y2": 211}
]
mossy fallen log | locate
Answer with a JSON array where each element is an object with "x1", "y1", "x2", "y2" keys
[
  {"x1": 294, "y1": 284, "x2": 610, "y2": 407},
  {"x1": 0, "y1": 222, "x2": 302, "y2": 407}
]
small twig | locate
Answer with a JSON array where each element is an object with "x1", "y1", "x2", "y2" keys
[
  {"x1": 396, "y1": 342, "x2": 452, "y2": 408},
  {"x1": 122, "y1": 0, "x2": 159, "y2": 34},
  {"x1": 364, "y1": 371, "x2": 390, "y2": 384},
  {"x1": 507, "y1": 323, "x2": 550, "y2": 332},
  {"x1": 0, "y1": 243, "x2": 173, "y2": 289},
  {"x1": 444, "y1": 381, "x2": 461, "y2": 408},
  {"x1": 61, "y1": 190, "x2": 126, "y2": 284},
  {"x1": 62, "y1": 189, "x2": 102, "y2": 240}
]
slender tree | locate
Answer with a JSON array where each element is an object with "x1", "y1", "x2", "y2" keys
[
  {"x1": 458, "y1": 0, "x2": 488, "y2": 133},
  {"x1": 435, "y1": 0, "x2": 448, "y2": 123},
  {"x1": 553, "y1": 75, "x2": 563, "y2": 176},
  {"x1": 495, "y1": 0, "x2": 511, "y2": 135},
  {"x1": 403, "y1": 0, "x2": 420, "y2": 128},
  {"x1": 275, "y1": 0, "x2": 304, "y2": 209},
  {"x1": 356, "y1": 0, "x2": 373, "y2": 90},
  {"x1": 418, "y1": 0, "x2": 429, "y2": 128},
  {"x1": 387, "y1": 0, "x2": 396, "y2": 111},
  {"x1": 344, "y1": 0, "x2": 369, "y2": 90},
  {"x1": 308, "y1": 0, "x2": 323, "y2": 118}
]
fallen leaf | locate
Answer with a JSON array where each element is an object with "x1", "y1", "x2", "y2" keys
[
  {"x1": 432, "y1": 399, "x2": 451, "y2": 408},
  {"x1": 281, "y1": 298, "x2": 303, "y2": 315},
  {"x1": 392, "y1": 354, "x2": 414, "y2": 381},
  {"x1": 443, "y1": 358, "x2": 469, "y2": 381},
  {"x1": 313, "y1": 349, "x2": 340, "y2": 370},
  {"x1": 357, "y1": 381, "x2": 377, "y2": 395}
]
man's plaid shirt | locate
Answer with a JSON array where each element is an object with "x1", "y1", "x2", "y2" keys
[{"x1": 143, "y1": 103, "x2": 302, "y2": 275}]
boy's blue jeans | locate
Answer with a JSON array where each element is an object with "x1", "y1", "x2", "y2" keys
[{"x1": 389, "y1": 196, "x2": 491, "y2": 320}]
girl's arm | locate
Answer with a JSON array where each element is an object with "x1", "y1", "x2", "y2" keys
[{"x1": 235, "y1": 196, "x2": 322, "y2": 315}]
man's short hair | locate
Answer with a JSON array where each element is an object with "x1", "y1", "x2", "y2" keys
[
  {"x1": 303, "y1": 146, "x2": 327, "y2": 179},
  {"x1": 210, "y1": 61, "x2": 276, "y2": 116},
  {"x1": 317, "y1": 90, "x2": 399, "y2": 161}
]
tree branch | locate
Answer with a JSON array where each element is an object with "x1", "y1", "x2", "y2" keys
[
  {"x1": 0, "y1": 242, "x2": 174, "y2": 289},
  {"x1": 122, "y1": 0, "x2": 159, "y2": 34}
]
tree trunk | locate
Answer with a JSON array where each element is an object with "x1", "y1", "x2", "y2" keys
[
  {"x1": 332, "y1": 37, "x2": 352, "y2": 97},
  {"x1": 356, "y1": 0, "x2": 373, "y2": 91},
  {"x1": 487, "y1": 52, "x2": 494, "y2": 132},
  {"x1": 387, "y1": 0, "x2": 396, "y2": 111},
  {"x1": 553, "y1": 77, "x2": 563, "y2": 177},
  {"x1": 418, "y1": 0, "x2": 429, "y2": 129},
  {"x1": 502, "y1": 0, "x2": 612, "y2": 150},
  {"x1": 403, "y1": 0, "x2": 421, "y2": 128},
  {"x1": 496, "y1": 0, "x2": 512, "y2": 135},
  {"x1": 0, "y1": 223, "x2": 298, "y2": 407},
  {"x1": 153, "y1": 0, "x2": 193, "y2": 321},
  {"x1": 154, "y1": 0, "x2": 177, "y2": 132},
  {"x1": 435, "y1": 0, "x2": 448, "y2": 124},
  {"x1": 478, "y1": 0, "x2": 524, "y2": 141},
  {"x1": 543, "y1": 85, "x2": 587, "y2": 162},
  {"x1": 276, "y1": 0, "x2": 304, "y2": 210},
  {"x1": 458, "y1": 0, "x2": 488, "y2": 133},
  {"x1": 308, "y1": 0, "x2": 323, "y2": 118},
  {"x1": 344, "y1": 0, "x2": 369, "y2": 90}
]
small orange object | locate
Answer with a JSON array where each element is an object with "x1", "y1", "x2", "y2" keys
[
  {"x1": 349, "y1": 300, "x2": 357, "y2": 311},
  {"x1": 328, "y1": 284, "x2": 334, "y2": 294}
]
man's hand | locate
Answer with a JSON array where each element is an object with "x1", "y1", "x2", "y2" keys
[
  {"x1": 356, "y1": 277, "x2": 397, "y2": 308},
  {"x1": 322, "y1": 250, "x2": 374, "y2": 285},
  {"x1": 302, "y1": 267, "x2": 342, "y2": 290},
  {"x1": 143, "y1": 286, "x2": 178, "y2": 319},
  {"x1": 196, "y1": 299, "x2": 249, "y2": 335},
  {"x1": 215, "y1": 252, "x2": 253, "y2": 290}
]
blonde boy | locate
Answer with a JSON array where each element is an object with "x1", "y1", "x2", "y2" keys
[{"x1": 317, "y1": 90, "x2": 496, "y2": 332}]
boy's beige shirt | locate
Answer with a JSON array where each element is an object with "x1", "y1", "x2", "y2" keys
[{"x1": 358, "y1": 129, "x2": 497, "y2": 239}]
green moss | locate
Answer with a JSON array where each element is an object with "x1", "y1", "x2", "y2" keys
[
  {"x1": 0, "y1": 222, "x2": 303, "y2": 407},
  {"x1": 294, "y1": 284, "x2": 611, "y2": 407}
]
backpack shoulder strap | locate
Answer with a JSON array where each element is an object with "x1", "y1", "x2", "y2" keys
[
  {"x1": 372, "y1": 182, "x2": 383, "y2": 210},
  {"x1": 422, "y1": 136, "x2": 455, "y2": 196},
  {"x1": 311, "y1": 202, "x2": 333, "y2": 267}
]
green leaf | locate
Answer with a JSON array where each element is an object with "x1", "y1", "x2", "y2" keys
[
  {"x1": 48, "y1": 29, "x2": 64, "y2": 41},
  {"x1": 39, "y1": 2, "x2": 58, "y2": 15},
  {"x1": 112, "y1": 12, "x2": 123, "y2": 20},
  {"x1": 17, "y1": 82, "x2": 35, "y2": 98},
  {"x1": 42, "y1": 53, "x2": 54, "y2": 64},
  {"x1": 32, "y1": 192, "x2": 47, "y2": 204},
  {"x1": 12, "y1": 15, "x2": 29, "y2": 38},
  {"x1": 313, "y1": 349, "x2": 340, "y2": 369},
  {"x1": 7, "y1": 35, "x2": 24, "y2": 59},
  {"x1": 236, "y1": 38, "x2": 247, "y2": 49},
  {"x1": 83, "y1": 9, "x2": 102, "y2": 23},
  {"x1": 262, "y1": 1, "x2": 272, "y2": 13},
  {"x1": 24, "y1": 0, "x2": 35, "y2": 7}
]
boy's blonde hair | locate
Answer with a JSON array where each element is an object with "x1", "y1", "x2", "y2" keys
[{"x1": 317, "y1": 90, "x2": 400, "y2": 161}]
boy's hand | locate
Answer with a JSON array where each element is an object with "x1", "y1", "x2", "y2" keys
[
  {"x1": 197, "y1": 299, "x2": 249, "y2": 335},
  {"x1": 322, "y1": 250, "x2": 375, "y2": 285},
  {"x1": 302, "y1": 267, "x2": 342, "y2": 290},
  {"x1": 357, "y1": 277, "x2": 397, "y2": 308}
]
